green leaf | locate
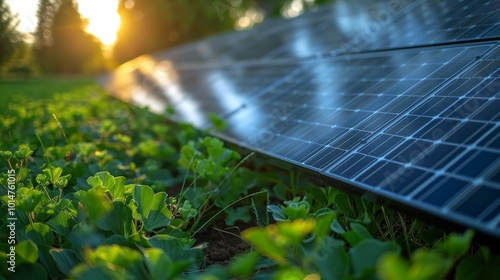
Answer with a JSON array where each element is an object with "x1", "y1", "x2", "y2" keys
[
  {"x1": 209, "y1": 113, "x2": 227, "y2": 131},
  {"x1": 145, "y1": 207, "x2": 172, "y2": 232},
  {"x1": 224, "y1": 206, "x2": 251, "y2": 226},
  {"x1": 378, "y1": 249, "x2": 451, "y2": 280},
  {"x1": 97, "y1": 201, "x2": 135, "y2": 237},
  {"x1": 71, "y1": 264, "x2": 127, "y2": 280},
  {"x1": 243, "y1": 219, "x2": 316, "y2": 264},
  {"x1": 479, "y1": 246, "x2": 491, "y2": 261},
  {"x1": 109, "y1": 176, "x2": 126, "y2": 199},
  {"x1": 315, "y1": 237, "x2": 349, "y2": 280},
  {"x1": 148, "y1": 235, "x2": 201, "y2": 262},
  {"x1": 283, "y1": 197, "x2": 310, "y2": 220},
  {"x1": 0, "y1": 150, "x2": 13, "y2": 158},
  {"x1": 274, "y1": 267, "x2": 310, "y2": 280},
  {"x1": 54, "y1": 174, "x2": 71, "y2": 189},
  {"x1": 334, "y1": 193, "x2": 354, "y2": 216},
  {"x1": 67, "y1": 224, "x2": 104, "y2": 249},
  {"x1": 95, "y1": 171, "x2": 116, "y2": 190},
  {"x1": 133, "y1": 185, "x2": 156, "y2": 217},
  {"x1": 313, "y1": 212, "x2": 336, "y2": 243},
  {"x1": 330, "y1": 219, "x2": 346, "y2": 234},
  {"x1": 143, "y1": 248, "x2": 173, "y2": 280},
  {"x1": 37, "y1": 244, "x2": 60, "y2": 279},
  {"x1": 86, "y1": 245, "x2": 147, "y2": 279},
  {"x1": 178, "y1": 200, "x2": 197, "y2": 220},
  {"x1": 359, "y1": 212, "x2": 372, "y2": 224},
  {"x1": 47, "y1": 211, "x2": 76, "y2": 237},
  {"x1": 50, "y1": 249, "x2": 82, "y2": 275},
  {"x1": 13, "y1": 263, "x2": 48, "y2": 280},
  {"x1": 377, "y1": 252, "x2": 410, "y2": 280},
  {"x1": 409, "y1": 249, "x2": 453, "y2": 280},
  {"x1": 18, "y1": 223, "x2": 54, "y2": 246},
  {"x1": 36, "y1": 174, "x2": 49, "y2": 186},
  {"x1": 178, "y1": 141, "x2": 199, "y2": 170},
  {"x1": 75, "y1": 188, "x2": 112, "y2": 223},
  {"x1": 438, "y1": 230, "x2": 474, "y2": 260},
  {"x1": 276, "y1": 219, "x2": 316, "y2": 246},
  {"x1": 242, "y1": 226, "x2": 286, "y2": 264},
  {"x1": 14, "y1": 147, "x2": 33, "y2": 160},
  {"x1": 133, "y1": 185, "x2": 172, "y2": 231},
  {"x1": 86, "y1": 176, "x2": 102, "y2": 188},
  {"x1": 350, "y1": 239, "x2": 400, "y2": 276},
  {"x1": 16, "y1": 241, "x2": 38, "y2": 266},
  {"x1": 309, "y1": 187, "x2": 328, "y2": 205},
  {"x1": 343, "y1": 223, "x2": 373, "y2": 246},
  {"x1": 351, "y1": 222, "x2": 373, "y2": 238},
  {"x1": 267, "y1": 204, "x2": 288, "y2": 221},
  {"x1": 196, "y1": 159, "x2": 218, "y2": 179},
  {"x1": 229, "y1": 251, "x2": 260, "y2": 278},
  {"x1": 456, "y1": 255, "x2": 500, "y2": 280},
  {"x1": 15, "y1": 187, "x2": 44, "y2": 212},
  {"x1": 273, "y1": 183, "x2": 290, "y2": 201},
  {"x1": 43, "y1": 166, "x2": 63, "y2": 184}
]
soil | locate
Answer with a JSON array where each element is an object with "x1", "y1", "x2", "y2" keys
[{"x1": 195, "y1": 221, "x2": 252, "y2": 266}]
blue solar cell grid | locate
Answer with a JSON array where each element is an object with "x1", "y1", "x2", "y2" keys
[
  {"x1": 151, "y1": 0, "x2": 500, "y2": 63},
  {"x1": 218, "y1": 44, "x2": 500, "y2": 237},
  {"x1": 103, "y1": 0, "x2": 500, "y2": 238}
]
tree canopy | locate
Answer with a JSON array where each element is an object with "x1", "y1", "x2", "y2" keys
[
  {"x1": 35, "y1": 0, "x2": 104, "y2": 74},
  {"x1": 112, "y1": 0, "x2": 333, "y2": 63},
  {"x1": 2, "y1": 0, "x2": 335, "y2": 74},
  {"x1": 0, "y1": 0, "x2": 23, "y2": 72}
]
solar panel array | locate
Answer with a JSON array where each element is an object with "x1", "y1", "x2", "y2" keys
[{"x1": 102, "y1": 0, "x2": 500, "y2": 238}]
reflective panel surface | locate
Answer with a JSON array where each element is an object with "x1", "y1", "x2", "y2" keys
[{"x1": 102, "y1": 0, "x2": 500, "y2": 238}]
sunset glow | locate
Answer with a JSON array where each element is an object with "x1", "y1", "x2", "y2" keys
[
  {"x1": 77, "y1": 0, "x2": 121, "y2": 46},
  {"x1": 6, "y1": 0, "x2": 121, "y2": 46}
]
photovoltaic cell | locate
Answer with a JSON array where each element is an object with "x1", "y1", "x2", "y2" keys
[
  {"x1": 102, "y1": 0, "x2": 500, "y2": 239},
  {"x1": 320, "y1": 45, "x2": 500, "y2": 236},
  {"x1": 147, "y1": 0, "x2": 500, "y2": 63}
]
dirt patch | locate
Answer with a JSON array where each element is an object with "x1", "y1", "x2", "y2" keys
[{"x1": 196, "y1": 223, "x2": 252, "y2": 266}]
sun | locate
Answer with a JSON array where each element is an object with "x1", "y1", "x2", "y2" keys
[{"x1": 77, "y1": 0, "x2": 121, "y2": 46}]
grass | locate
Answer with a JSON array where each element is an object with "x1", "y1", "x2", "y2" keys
[
  {"x1": 0, "y1": 77, "x2": 499, "y2": 279},
  {"x1": 0, "y1": 76, "x2": 96, "y2": 102}
]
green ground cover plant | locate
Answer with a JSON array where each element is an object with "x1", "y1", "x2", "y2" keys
[{"x1": 1, "y1": 78, "x2": 499, "y2": 279}]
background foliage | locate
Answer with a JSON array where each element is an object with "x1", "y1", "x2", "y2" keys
[
  {"x1": 1, "y1": 0, "x2": 335, "y2": 75},
  {"x1": 0, "y1": 0, "x2": 26, "y2": 74},
  {"x1": 35, "y1": 0, "x2": 104, "y2": 74}
]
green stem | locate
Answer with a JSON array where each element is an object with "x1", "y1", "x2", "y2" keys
[
  {"x1": 35, "y1": 132, "x2": 51, "y2": 166},
  {"x1": 398, "y1": 212, "x2": 411, "y2": 255},
  {"x1": 382, "y1": 207, "x2": 396, "y2": 241},
  {"x1": 190, "y1": 190, "x2": 267, "y2": 238},
  {"x1": 192, "y1": 152, "x2": 255, "y2": 221}
]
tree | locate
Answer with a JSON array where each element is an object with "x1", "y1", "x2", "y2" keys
[
  {"x1": 0, "y1": 0, "x2": 23, "y2": 72},
  {"x1": 112, "y1": 0, "x2": 252, "y2": 63},
  {"x1": 35, "y1": 0, "x2": 104, "y2": 74},
  {"x1": 112, "y1": 0, "x2": 336, "y2": 64},
  {"x1": 34, "y1": 0, "x2": 60, "y2": 49}
]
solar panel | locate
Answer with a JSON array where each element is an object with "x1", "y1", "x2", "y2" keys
[
  {"x1": 102, "y1": 0, "x2": 500, "y2": 239},
  {"x1": 146, "y1": 0, "x2": 500, "y2": 64}
]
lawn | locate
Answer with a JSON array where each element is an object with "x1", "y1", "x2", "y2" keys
[
  {"x1": 0, "y1": 77, "x2": 95, "y2": 102},
  {"x1": 0, "y1": 78, "x2": 498, "y2": 279}
]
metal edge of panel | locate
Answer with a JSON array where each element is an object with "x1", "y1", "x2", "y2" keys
[{"x1": 319, "y1": 172, "x2": 500, "y2": 245}]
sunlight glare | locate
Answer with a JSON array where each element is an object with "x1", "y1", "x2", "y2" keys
[
  {"x1": 77, "y1": 0, "x2": 121, "y2": 46},
  {"x1": 281, "y1": 0, "x2": 305, "y2": 18}
]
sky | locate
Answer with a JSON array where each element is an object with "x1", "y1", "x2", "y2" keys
[{"x1": 6, "y1": 0, "x2": 120, "y2": 45}]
